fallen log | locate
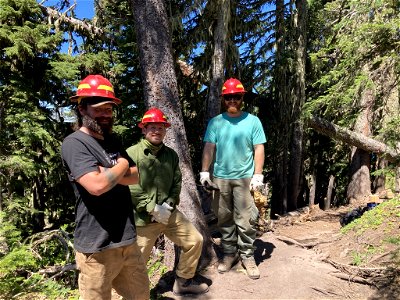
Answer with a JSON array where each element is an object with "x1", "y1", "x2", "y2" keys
[{"x1": 307, "y1": 116, "x2": 400, "y2": 163}]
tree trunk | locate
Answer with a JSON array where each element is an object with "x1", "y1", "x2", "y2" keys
[
  {"x1": 324, "y1": 175, "x2": 335, "y2": 210},
  {"x1": 131, "y1": 0, "x2": 212, "y2": 268},
  {"x1": 288, "y1": 0, "x2": 307, "y2": 211},
  {"x1": 271, "y1": 0, "x2": 289, "y2": 216},
  {"x1": 395, "y1": 167, "x2": 400, "y2": 194},
  {"x1": 307, "y1": 117, "x2": 400, "y2": 163},
  {"x1": 347, "y1": 81, "x2": 374, "y2": 201},
  {"x1": 308, "y1": 173, "x2": 316, "y2": 207},
  {"x1": 206, "y1": 0, "x2": 230, "y2": 124},
  {"x1": 373, "y1": 158, "x2": 387, "y2": 193}
]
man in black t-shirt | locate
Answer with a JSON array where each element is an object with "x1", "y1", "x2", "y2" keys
[{"x1": 61, "y1": 75, "x2": 149, "y2": 300}]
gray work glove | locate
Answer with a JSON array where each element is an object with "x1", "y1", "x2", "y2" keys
[{"x1": 151, "y1": 202, "x2": 173, "y2": 224}]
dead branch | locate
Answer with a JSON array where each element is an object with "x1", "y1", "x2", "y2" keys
[
  {"x1": 42, "y1": 263, "x2": 76, "y2": 280},
  {"x1": 38, "y1": 4, "x2": 104, "y2": 37},
  {"x1": 310, "y1": 286, "x2": 344, "y2": 297},
  {"x1": 307, "y1": 116, "x2": 400, "y2": 163},
  {"x1": 275, "y1": 235, "x2": 338, "y2": 249},
  {"x1": 329, "y1": 271, "x2": 373, "y2": 285},
  {"x1": 275, "y1": 235, "x2": 307, "y2": 248},
  {"x1": 324, "y1": 258, "x2": 388, "y2": 278}
]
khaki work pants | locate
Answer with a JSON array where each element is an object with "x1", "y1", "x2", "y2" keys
[
  {"x1": 213, "y1": 177, "x2": 257, "y2": 258},
  {"x1": 75, "y1": 242, "x2": 150, "y2": 300},
  {"x1": 136, "y1": 209, "x2": 203, "y2": 279}
]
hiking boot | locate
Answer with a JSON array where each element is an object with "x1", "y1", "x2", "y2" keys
[
  {"x1": 173, "y1": 276, "x2": 209, "y2": 296},
  {"x1": 218, "y1": 253, "x2": 239, "y2": 273},
  {"x1": 242, "y1": 257, "x2": 260, "y2": 279}
]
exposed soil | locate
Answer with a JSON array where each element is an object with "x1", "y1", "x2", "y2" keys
[{"x1": 146, "y1": 197, "x2": 400, "y2": 300}]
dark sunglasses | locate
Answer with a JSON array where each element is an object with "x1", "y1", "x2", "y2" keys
[{"x1": 223, "y1": 95, "x2": 242, "y2": 101}]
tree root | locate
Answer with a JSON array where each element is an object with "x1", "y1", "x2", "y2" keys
[
  {"x1": 324, "y1": 258, "x2": 400, "y2": 288},
  {"x1": 275, "y1": 235, "x2": 338, "y2": 249}
]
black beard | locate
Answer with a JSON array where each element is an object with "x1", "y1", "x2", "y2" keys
[{"x1": 82, "y1": 115, "x2": 113, "y2": 135}]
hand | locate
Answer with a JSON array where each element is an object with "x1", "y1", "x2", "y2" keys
[
  {"x1": 116, "y1": 156, "x2": 129, "y2": 169},
  {"x1": 250, "y1": 174, "x2": 264, "y2": 191},
  {"x1": 200, "y1": 171, "x2": 213, "y2": 186},
  {"x1": 161, "y1": 202, "x2": 173, "y2": 211},
  {"x1": 151, "y1": 203, "x2": 172, "y2": 224}
]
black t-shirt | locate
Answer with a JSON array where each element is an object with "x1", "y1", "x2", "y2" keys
[{"x1": 61, "y1": 130, "x2": 136, "y2": 253}]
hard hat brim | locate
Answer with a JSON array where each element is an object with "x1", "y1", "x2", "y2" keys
[
  {"x1": 220, "y1": 91, "x2": 246, "y2": 97},
  {"x1": 70, "y1": 95, "x2": 122, "y2": 105},
  {"x1": 138, "y1": 121, "x2": 171, "y2": 128}
]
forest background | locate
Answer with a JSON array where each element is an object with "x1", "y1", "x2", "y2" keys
[{"x1": 0, "y1": 0, "x2": 399, "y2": 298}]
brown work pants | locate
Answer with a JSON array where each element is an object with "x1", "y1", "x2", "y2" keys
[
  {"x1": 75, "y1": 242, "x2": 150, "y2": 300},
  {"x1": 136, "y1": 209, "x2": 203, "y2": 279}
]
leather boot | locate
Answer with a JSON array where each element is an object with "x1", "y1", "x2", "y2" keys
[
  {"x1": 173, "y1": 276, "x2": 209, "y2": 296},
  {"x1": 217, "y1": 252, "x2": 239, "y2": 273},
  {"x1": 242, "y1": 257, "x2": 260, "y2": 279}
]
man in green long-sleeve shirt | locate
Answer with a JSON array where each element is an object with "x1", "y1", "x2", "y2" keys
[{"x1": 126, "y1": 108, "x2": 208, "y2": 296}]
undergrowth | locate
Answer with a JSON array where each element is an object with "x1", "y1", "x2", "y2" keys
[{"x1": 341, "y1": 197, "x2": 400, "y2": 267}]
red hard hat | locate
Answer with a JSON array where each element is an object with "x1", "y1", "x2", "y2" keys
[
  {"x1": 70, "y1": 74, "x2": 122, "y2": 105},
  {"x1": 138, "y1": 108, "x2": 171, "y2": 128},
  {"x1": 221, "y1": 78, "x2": 246, "y2": 95}
]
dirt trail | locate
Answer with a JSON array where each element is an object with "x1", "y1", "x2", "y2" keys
[{"x1": 154, "y1": 202, "x2": 396, "y2": 300}]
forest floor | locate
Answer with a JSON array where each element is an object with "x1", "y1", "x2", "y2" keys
[{"x1": 144, "y1": 195, "x2": 400, "y2": 300}]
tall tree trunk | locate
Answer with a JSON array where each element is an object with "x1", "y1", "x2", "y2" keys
[
  {"x1": 271, "y1": 0, "x2": 288, "y2": 216},
  {"x1": 206, "y1": 0, "x2": 230, "y2": 124},
  {"x1": 131, "y1": 0, "x2": 212, "y2": 268},
  {"x1": 347, "y1": 86, "x2": 374, "y2": 201},
  {"x1": 288, "y1": 0, "x2": 307, "y2": 211},
  {"x1": 372, "y1": 58, "x2": 399, "y2": 194}
]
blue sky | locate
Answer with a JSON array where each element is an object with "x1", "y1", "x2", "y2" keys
[
  {"x1": 38, "y1": 1, "x2": 95, "y2": 53},
  {"x1": 38, "y1": 0, "x2": 94, "y2": 19}
]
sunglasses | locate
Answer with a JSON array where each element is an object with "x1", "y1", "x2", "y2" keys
[{"x1": 223, "y1": 95, "x2": 242, "y2": 101}]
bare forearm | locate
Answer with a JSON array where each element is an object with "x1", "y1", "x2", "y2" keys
[
  {"x1": 77, "y1": 159, "x2": 129, "y2": 196},
  {"x1": 201, "y1": 143, "x2": 215, "y2": 171},
  {"x1": 254, "y1": 144, "x2": 265, "y2": 174},
  {"x1": 119, "y1": 166, "x2": 139, "y2": 185}
]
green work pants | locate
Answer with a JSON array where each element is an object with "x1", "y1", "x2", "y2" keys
[{"x1": 213, "y1": 177, "x2": 257, "y2": 258}]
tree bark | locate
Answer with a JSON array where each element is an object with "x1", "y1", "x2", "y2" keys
[
  {"x1": 271, "y1": 0, "x2": 289, "y2": 216},
  {"x1": 307, "y1": 116, "x2": 400, "y2": 163},
  {"x1": 206, "y1": 0, "x2": 230, "y2": 125},
  {"x1": 130, "y1": 0, "x2": 212, "y2": 269},
  {"x1": 324, "y1": 175, "x2": 335, "y2": 210},
  {"x1": 288, "y1": 0, "x2": 307, "y2": 212},
  {"x1": 309, "y1": 173, "x2": 316, "y2": 207},
  {"x1": 347, "y1": 84, "x2": 374, "y2": 201}
]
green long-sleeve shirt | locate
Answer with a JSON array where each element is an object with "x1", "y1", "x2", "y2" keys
[{"x1": 126, "y1": 138, "x2": 182, "y2": 226}]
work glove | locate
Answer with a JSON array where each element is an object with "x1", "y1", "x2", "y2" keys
[
  {"x1": 200, "y1": 171, "x2": 219, "y2": 191},
  {"x1": 151, "y1": 203, "x2": 173, "y2": 224},
  {"x1": 250, "y1": 174, "x2": 264, "y2": 191}
]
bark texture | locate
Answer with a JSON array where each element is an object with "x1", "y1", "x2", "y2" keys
[
  {"x1": 288, "y1": 0, "x2": 307, "y2": 211},
  {"x1": 206, "y1": 0, "x2": 230, "y2": 124},
  {"x1": 131, "y1": 0, "x2": 212, "y2": 268},
  {"x1": 271, "y1": 0, "x2": 289, "y2": 215}
]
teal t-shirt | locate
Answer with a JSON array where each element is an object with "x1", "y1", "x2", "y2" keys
[{"x1": 204, "y1": 112, "x2": 267, "y2": 179}]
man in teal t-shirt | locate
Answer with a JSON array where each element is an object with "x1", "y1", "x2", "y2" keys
[{"x1": 200, "y1": 78, "x2": 266, "y2": 280}]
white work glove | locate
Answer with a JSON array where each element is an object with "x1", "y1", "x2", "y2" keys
[
  {"x1": 250, "y1": 174, "x2": 264, "y2": 191},
  {"x1": 200, "y1": 171, "x2": 213, "y2": 186},
  {"x1": 151, "y1": 203, "x2": 173, "y2": 224}
]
